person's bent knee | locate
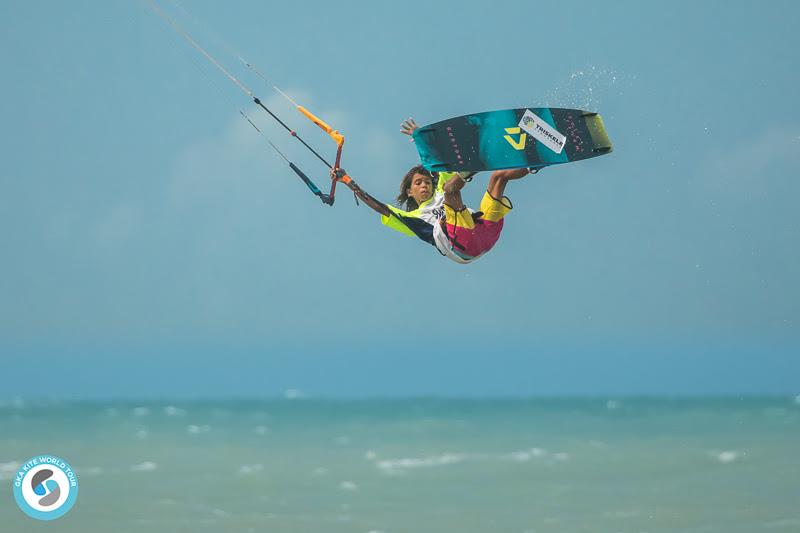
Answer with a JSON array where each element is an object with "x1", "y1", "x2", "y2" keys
[
  {"x1": 443, "y1": 175, "x2": 466, "y2": 194},
  {"x1": 489, "y1": 171, "x2": 510, "y2": 183}
]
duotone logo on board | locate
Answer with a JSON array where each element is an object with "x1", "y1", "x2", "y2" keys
[{"x1": 503, "y1": 127, "x2": 528, "y2": 150}]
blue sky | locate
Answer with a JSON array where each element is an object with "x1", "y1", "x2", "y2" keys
[{"x1": 1, "y1": 0, "x2": 798, "y2": 398}]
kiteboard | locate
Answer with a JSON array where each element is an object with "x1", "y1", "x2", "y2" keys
[{"x1": 413, "y1": 107, "x2": 613, "y2": 172}]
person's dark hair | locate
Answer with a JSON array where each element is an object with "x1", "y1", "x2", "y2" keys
[{"x1": 396, "y1": 165, "x2": 437, "y2": 210}]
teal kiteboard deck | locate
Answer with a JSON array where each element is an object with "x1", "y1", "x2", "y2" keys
[{"x1": 413, "y1": 107, "x2": 613, "y2": 172}]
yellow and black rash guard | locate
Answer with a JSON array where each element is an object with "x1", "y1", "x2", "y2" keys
[{"x1": 380, "y1": 172, "x2": 475, "y2": 263}]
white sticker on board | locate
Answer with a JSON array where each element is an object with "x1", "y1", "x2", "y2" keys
[{"x1": 518, "y1": 110, "x2": 566, "y2": 154}]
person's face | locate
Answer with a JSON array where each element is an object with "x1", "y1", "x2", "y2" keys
[{"x1": 407, "y1": 173, "x2": 433, "y2": 204}]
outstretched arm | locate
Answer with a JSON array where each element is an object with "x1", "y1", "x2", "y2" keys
[
  {"x1": 331, "y1": 168, "x2": 391, "y2": 217},
  {"x1": 400, "y1": 117, "x2": 418, "y2": 141},
  {"x1": 325, "y1": 117, "x2": 419, "y2": 216}
]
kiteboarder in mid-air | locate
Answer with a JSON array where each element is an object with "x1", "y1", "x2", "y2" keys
[
  {"x1": 336, "y1": 118, "x2": 531, "y2": 264},
  {"x1": 150, "y1": 2, "x2": 611, "y2": 264}
]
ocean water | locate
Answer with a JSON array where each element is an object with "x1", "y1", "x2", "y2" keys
[{"x1": 1, "y1": 397, "x2": 798, "y2": 532}]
